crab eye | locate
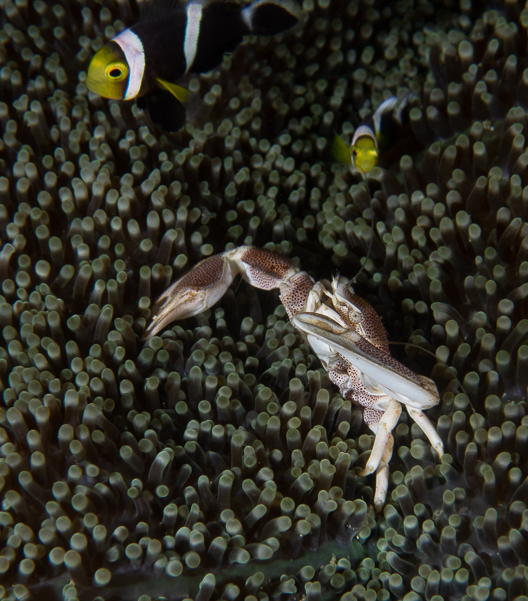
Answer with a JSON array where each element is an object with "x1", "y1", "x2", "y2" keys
[{"x1": 105, "y1": 62, "x2": 127, "y2": 82}]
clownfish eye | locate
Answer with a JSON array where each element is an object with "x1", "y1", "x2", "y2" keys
[
  {"x1": 352, "y1": 149, "x2": 359, "y2": 157},
  {"x1": 105, "y1": 61, "x2": 128, "y2": 82}
]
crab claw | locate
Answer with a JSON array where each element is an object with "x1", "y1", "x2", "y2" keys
[
  {"x1": 144, "y1": 246, "x2": 314, "y2": 339},
  {"x1": 143, "y1": 254, "x2": 239, "y2": 339}
]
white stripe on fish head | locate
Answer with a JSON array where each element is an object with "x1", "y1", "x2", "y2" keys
[
  {"x1": 352, "y1": 124, "x2": 378, "y2": 148},
  {"x1": 241, "y1": 2, "x2": 253, "y2": 30},
  {"x1": 114, "y1": 29, "x2": 145, "y2": 100},
  {"x1": 184, "y1": 0, "x2": 204, "y2": 73}
]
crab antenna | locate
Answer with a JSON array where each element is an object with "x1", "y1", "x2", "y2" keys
[
  {"x1": 350, "y1": 169, "x2": 375, "y2": 284},
  {"x1": 380, "y1": 339, "x2": 474, "y2": 413}
]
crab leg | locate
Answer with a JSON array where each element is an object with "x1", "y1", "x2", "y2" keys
[
  {"x1": 293, "y1": 309, "x2": 444, "y2": 507},
  {"x1": 360, "y1": 399, "x2": 401, "y2": 477},
  {"x1": 407, "y1": 407, "x2": 444, "y2": 457},
  {"x1": 144, "y1": 246, "x2": 314, "y2": 338},
  {"x1": 373, "y1": 434, "x2": 394, "y2": 511}
]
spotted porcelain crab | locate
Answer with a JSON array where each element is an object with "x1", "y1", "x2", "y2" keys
[{"x1": 144, "y1": 246, "x2": 444, "y2": 509}]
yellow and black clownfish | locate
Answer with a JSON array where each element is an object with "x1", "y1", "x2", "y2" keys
[
  {"x1": 86, "y1": 0, "x2": 300, "y2": 132},
  {"x1": 333, "y1": 95, "x2": 413, "y2": 174}
]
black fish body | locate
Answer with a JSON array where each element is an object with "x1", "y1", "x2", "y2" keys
[
  {"x1": 132, "y1": 2, "x2": 245, "y2": 94},
  {"x1": 87, "y1": 0, "x2": 300, "y2": 131}
]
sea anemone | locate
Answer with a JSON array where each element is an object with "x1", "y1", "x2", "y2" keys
[{"x1": 1, "y1": 0, "x2": 528, "y2": 600}]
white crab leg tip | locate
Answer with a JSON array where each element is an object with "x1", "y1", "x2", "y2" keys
[
  {"x1": 407, "y1": 407, "x2": 444, "y2": 457},
  {"x1": 374, "y1": 464, "x2": 390, "y2": 512},
  {"x1": 361, "y1": 400, "x2": 401, "y2": 474},
  {"x1": 373, "y1": 435, "x2": 394, "y2": 510}
]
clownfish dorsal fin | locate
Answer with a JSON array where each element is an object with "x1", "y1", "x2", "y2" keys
[
  {"x1": 241, "y1": 0, "x2": 301, "y2": 35},
  {"x1": 140, "y1": 0, "x2": 186, "y2": 20},
  {"x1": 332, "y1": 134, "x2": 352, "y2": 165}
]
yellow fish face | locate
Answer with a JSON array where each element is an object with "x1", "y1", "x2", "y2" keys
[
  {"x1": 87, "y1": 43, "x2": 129, "y2": 100},
  {"x1": 351, "y1": 136, "x2": 379, "y2": 173}
]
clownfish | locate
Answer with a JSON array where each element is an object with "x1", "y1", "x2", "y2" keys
[
  {"x1": 333, "y1": 95, "x2": 412, "y2": 174},
  {"x1": 86, "y1": 0, "x2": 300, "y2": 132}
]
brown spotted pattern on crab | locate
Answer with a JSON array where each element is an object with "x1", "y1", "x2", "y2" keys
[{"x1": 144, "y1": 246, "x2": 444, "y2": 510}]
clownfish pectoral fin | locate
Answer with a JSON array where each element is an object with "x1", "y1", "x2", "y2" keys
[
  {"x1": 156, "y1": 78, "x2": 193, "y2": 105},
  {"x1": 332, "y1": 135, "x2": 352, "y2": 165},
  {"x1": 156, "y1": 78, "x2": 201, "y2": 121}
]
